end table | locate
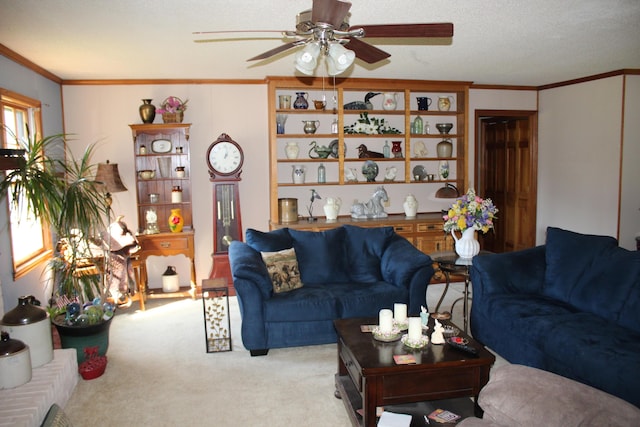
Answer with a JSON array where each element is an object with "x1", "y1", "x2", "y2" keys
[{"x1": 431, "y1": 251, "x2": 492, "y2": 333}]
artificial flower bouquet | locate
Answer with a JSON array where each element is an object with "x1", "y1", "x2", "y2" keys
[
  {"x1": 443, "y1": 188, "x2": 498, "y2": 233},
  {"x1": 344, "y1": 112, "x2": 401, "y2": 134}
]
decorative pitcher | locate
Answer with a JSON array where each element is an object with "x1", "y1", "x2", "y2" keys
[
  {"x1": 416, "y1": 97, "x2": 432, "y2": 111},
  {"x1": 323, "y1": 197, "x2": 342, "y2": 221},
  {"x1": 451, "y1": 228, "x2": 480, "y2": 259},
  {"x1": 302, "y1": 120, "x2": 320, "y2": 134},
  {"x1": 293, "y1": 92, "x2": 309, "y2": 109},
  {"x1": 168, "y1": 208, "x2": 184, "y2": 233},
  {"x1": 291, "y1": 165, "x2": 306, "y2": 184},
  {"x1": 437, "y1": 95, "x2": 455, "y2": 111},
  {"x1": 381, "y1": 92, "x2": 398, "y2": 110}
]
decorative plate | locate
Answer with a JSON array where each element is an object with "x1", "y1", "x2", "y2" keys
[
  {"x1": 372, "y1": 326, "x2": 402, "y2": 342},
  {"x1": 412, "y1": 165, "x2": 427, "y2": 181},
  {"x1": 151, "y1": 138, "x2": 172, "y2": 153},
  {"x1": 361, "y1": 160, "x2": 379, "y2": 182},
  {"x1": 401, "y1": 334, "x2": 429, "y2": 349},
  {"x1": 328, "y1": 139, "x2": 346, "y2": 158}
]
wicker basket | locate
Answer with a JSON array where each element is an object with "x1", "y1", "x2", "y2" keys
[{"x1": 162, "y1": 111, "x2": 184, "y2": 123}]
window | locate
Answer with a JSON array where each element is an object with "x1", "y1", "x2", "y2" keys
[{"x1": 1, "y1": 89, "x2": 52, "y2": 279}]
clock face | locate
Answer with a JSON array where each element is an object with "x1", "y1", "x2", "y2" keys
[{"x1": 208, "y1": 141, "x2": 243, "y2": 175}]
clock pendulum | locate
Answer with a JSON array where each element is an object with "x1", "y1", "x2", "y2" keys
[{"x1": 206, "y1": 133, "x2": 244, "y2": 294}]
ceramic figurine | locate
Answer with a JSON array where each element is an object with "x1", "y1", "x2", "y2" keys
[
  {"x1": 431, "y1": 320, "x2": 445, "y2": 344},
  {"x1": 344, "y1": 167, "x2": 358, "y2": 182},
  {"x1": 414, "y1": 140, "x2": 427, "y2": 157}
]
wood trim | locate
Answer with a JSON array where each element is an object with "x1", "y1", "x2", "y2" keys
[
  {"x1": 537, "y1": 69, "x2": 640, "y2": 91},
  {"x1": 0, "y1": 43, "x2": 62, "y2": 84},
  {"x1": 470, "y1": 84, "x2": 537, "y2": 91},
  {"x1": 61, "y1": 78, "x2": 266, "y2": 85}
]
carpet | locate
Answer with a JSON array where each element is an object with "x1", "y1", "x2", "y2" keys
[{"x1": 63, "y1": 282, "x2": 501, "y2": 426}]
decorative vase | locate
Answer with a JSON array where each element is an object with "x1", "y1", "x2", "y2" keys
[
  {"x1": 391, "y1": 141, "x2": 403, "y2": 158},
  {"x1": 139, "y1": 99, "x2": 156, "y2": 124},
  {"x1": 291, "y1": 164, "x2": 306, "y2": 184},
  {"x1": 451, "y1": 228, "x2": 480, "y2": 259},
  {"x1": 293, "y1": 92, "x2": 309, "y2": 109},
  {"x1": 403, "y1": 194, "x2": 418, "y2": 218},
  {"x1": 439, "y1": 161, "x2": 450, "y2": 179},
  {"x1": 437, "y1": 139, "x2": 453, "y2": 157},
  {"x1": 323, "y1": 197, "x2": 341, "y2": 221},
  {"x1": 381, "y1": 92, "x2": 398, "y2": 110},
  {"x1": 168, "y1": 208, "x2": 184, "y2": 233},
  {"x1": 285, "y1": 142, "x2": 299, "y2": 159}
]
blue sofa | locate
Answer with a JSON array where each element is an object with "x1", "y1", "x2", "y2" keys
[
  {"x1": 229, "y1": 225, "x2": 435, "y2": 355},
  {"x1": 470, "y1": 227, "x2": 640, "y2": 407}
]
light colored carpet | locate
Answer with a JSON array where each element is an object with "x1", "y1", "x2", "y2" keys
[{"x1": 64, "y1": 282, "x2": 505, "y2": 426}]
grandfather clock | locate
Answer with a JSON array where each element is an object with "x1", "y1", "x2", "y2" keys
[{"x1": 206, "y1": 133, "x2": 244, "y2": 294}]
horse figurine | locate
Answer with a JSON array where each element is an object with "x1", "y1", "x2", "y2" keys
[{"x1": 350, "y1": 186, "x2": 389, "y2": 219}]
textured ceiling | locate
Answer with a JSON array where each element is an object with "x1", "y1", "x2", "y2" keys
[{"x1": 1, "y1": 0, "x2": 639, "y2": 86}]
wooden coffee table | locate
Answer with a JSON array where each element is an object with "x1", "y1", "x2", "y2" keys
[{"x1": 334, "y1": 317, "x2": 495, "y2": 427}]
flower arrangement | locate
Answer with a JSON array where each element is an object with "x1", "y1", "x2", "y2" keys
[
  {"x1": 156, "y1": 96, "x2": 188, "y2": 114},
  {"x1": 344, "y1": 112, "x2": 401, "y2": 135},
  {"x1": 443, "y1": 188, "x2": 498, "y2": 233}
]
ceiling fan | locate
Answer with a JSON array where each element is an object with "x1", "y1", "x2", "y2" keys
[{"x1": 194, "y1": 0, "x2": 453, "y2": 76}]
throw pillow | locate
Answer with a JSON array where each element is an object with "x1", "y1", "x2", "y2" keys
[
  {"x1": 261, "y1": 248, "x2": 304, "y2": 293},
  {"x1": 246, "y1": 228, "x2": 293, "y2": 252}
]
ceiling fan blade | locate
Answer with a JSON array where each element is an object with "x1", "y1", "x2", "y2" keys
[
  {"x1": 345, "y1": 37, "x2": 390, "y2": 64},
  {"x1": 349, "y1": 23, "x2": 454, "y2": 38},
  {"x1": 247, "y1": 41, "x2": 303, "y2": 61},
  {"x1": 312, "y1": 0, "x2": 352, "y2": 28}
]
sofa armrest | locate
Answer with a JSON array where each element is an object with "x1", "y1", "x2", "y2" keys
[
  {"x1": 229, "y1": 241, "x2": 271, "y2": 350},
  {"x1": 380, "y1": 235, "x2": 435, "y2": 315},
  {"x1": 470, "y1": 245, "x2": 546, "y2": 298}
]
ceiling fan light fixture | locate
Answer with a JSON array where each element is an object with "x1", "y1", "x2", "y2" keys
[
  {"x1": 326, "y1": 42, "x2": 355, "y2": 76},
  {"x1": 294, "y1": 42, "x2": 321, "y2": 75}
]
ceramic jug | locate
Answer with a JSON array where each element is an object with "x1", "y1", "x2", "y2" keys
[
  {"x1": 437, "y1": 95, "x2": 455, "y2": 111},
  {"x1": 293, "y1": 92, "x2": 309, "y2": 109},
  {"x1": 381, "y1": 92, "x2": 398, "y2": 110},
  {"x1": 323, "y1": 197, "x2": 342, "y2": 221},
  {"x1": 416, "y1": 96, "x2": 432, "y2": 111},
  {"x1": 291, "y1": 164, "x2": 306, "y2": 184},
  {"x1": 302, "y1": 120, "x2": 320, "y2": 134},
  {"x1": 451, "y1": 228, "x2": 480, "y2": 259}
]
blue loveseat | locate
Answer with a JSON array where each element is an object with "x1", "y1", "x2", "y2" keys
[
  {"x1": 470, "y1": 227, "x2": 640, "y2": 407},
  {"x1": 229, "y1": 225, "x2": 435, "y2": 355}
]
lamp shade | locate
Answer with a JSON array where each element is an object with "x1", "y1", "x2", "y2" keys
[
  {"x1": 327, "y1": 43, "x2": 355, "y2": 76},
  {"x1": 295, "y1": 43, "x2": 321, "y2": 75},
  {"x1": 95, "y1": 161, "x2": 127, "y2": 194}
]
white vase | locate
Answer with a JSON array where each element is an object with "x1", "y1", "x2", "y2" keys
[
  {"x1": 285, "y1": 142, "x2": 299, "y2": 159},
  {"x1": 323, "y1": 197, "x2": 341, "y2": 221},
  {"x1": 403, "y1": 194, "x2": 418, "y2": 218},
  {"x1": 451, "y1": 228, "x2": 480, "y2": 259}
]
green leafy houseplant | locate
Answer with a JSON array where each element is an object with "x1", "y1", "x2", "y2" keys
[{"x1": 0, "y1": 128, "x2": 113, "y2": 325}]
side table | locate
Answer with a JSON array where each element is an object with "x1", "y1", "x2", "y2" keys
[{"x1": 431, "y1": 251, "x2": 492, "y2": 333}]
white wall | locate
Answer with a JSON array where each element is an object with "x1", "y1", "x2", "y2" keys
[
  {"x1": 537, "y1": 77, "x2": 624, "y2": 244},
  {"x1": 619, "y1": 75, "x2": 640, "y2": 249},
  {"x1": 62, "y1": 84, "x2": 269, "y2": 288}
]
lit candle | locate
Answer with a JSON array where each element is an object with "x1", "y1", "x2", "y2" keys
[
  {"x1": 408, "y1": 317, "x2": 422, "y2": 341},
  {"x1": 394, "y1": 303, "x2": 407, "y2": 323},
  {"x1": 379, "y1": 309, "x2": 393, "y2": 333}
]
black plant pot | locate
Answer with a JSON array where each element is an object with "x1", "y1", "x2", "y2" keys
[{"x1": 52, "y1": 314, "x2": 113, "y2": 364}]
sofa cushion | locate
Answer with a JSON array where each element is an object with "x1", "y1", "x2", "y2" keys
[
  {"x1": 289, "y1": 227, "x2": 350, "y2": 284},
  {"x1": 261, "y1": 248, "x2": 303, "y2": 293},
  {"x1": 246, "y1": 228, "x2": 293, "y2": 252},
  {"x1": 543, "y1": 227, "x2": 640, "y2": 319},
  {"x1": 343, "y1": 225, "x2": 394, "y2": 283},
  {"x1": 543, "y1": 227, "x2": 618, "y2": 304},
  {"x1": 329, "y1": 281, "x2": 407, "y2": 318},
  {"x1": 262, "y1": 283, "x2": 338, "y2": 322}
]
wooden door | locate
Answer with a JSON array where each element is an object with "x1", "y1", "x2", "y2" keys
[{"x1": 476, "y1": 112, "x2": 537, "y2": 252}]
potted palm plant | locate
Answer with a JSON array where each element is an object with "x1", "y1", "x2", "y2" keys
[{"x1": 0, "y1": 128, "x2": 114, "y2": 363}]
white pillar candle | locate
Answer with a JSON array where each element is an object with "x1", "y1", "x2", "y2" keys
[
  {"x1": 394, "y1": 303, "x2": 407, "y2": 323},
  {"x1": 379, "y1": 309, "x2": 393, "y2": 333},
  {"x1": 408, "y1": 317, "x2": 422, "y2": 341}
]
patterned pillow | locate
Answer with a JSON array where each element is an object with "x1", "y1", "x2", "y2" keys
[{"x1": 261, "y1": 248, "x2": 304, "y2": 293}]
